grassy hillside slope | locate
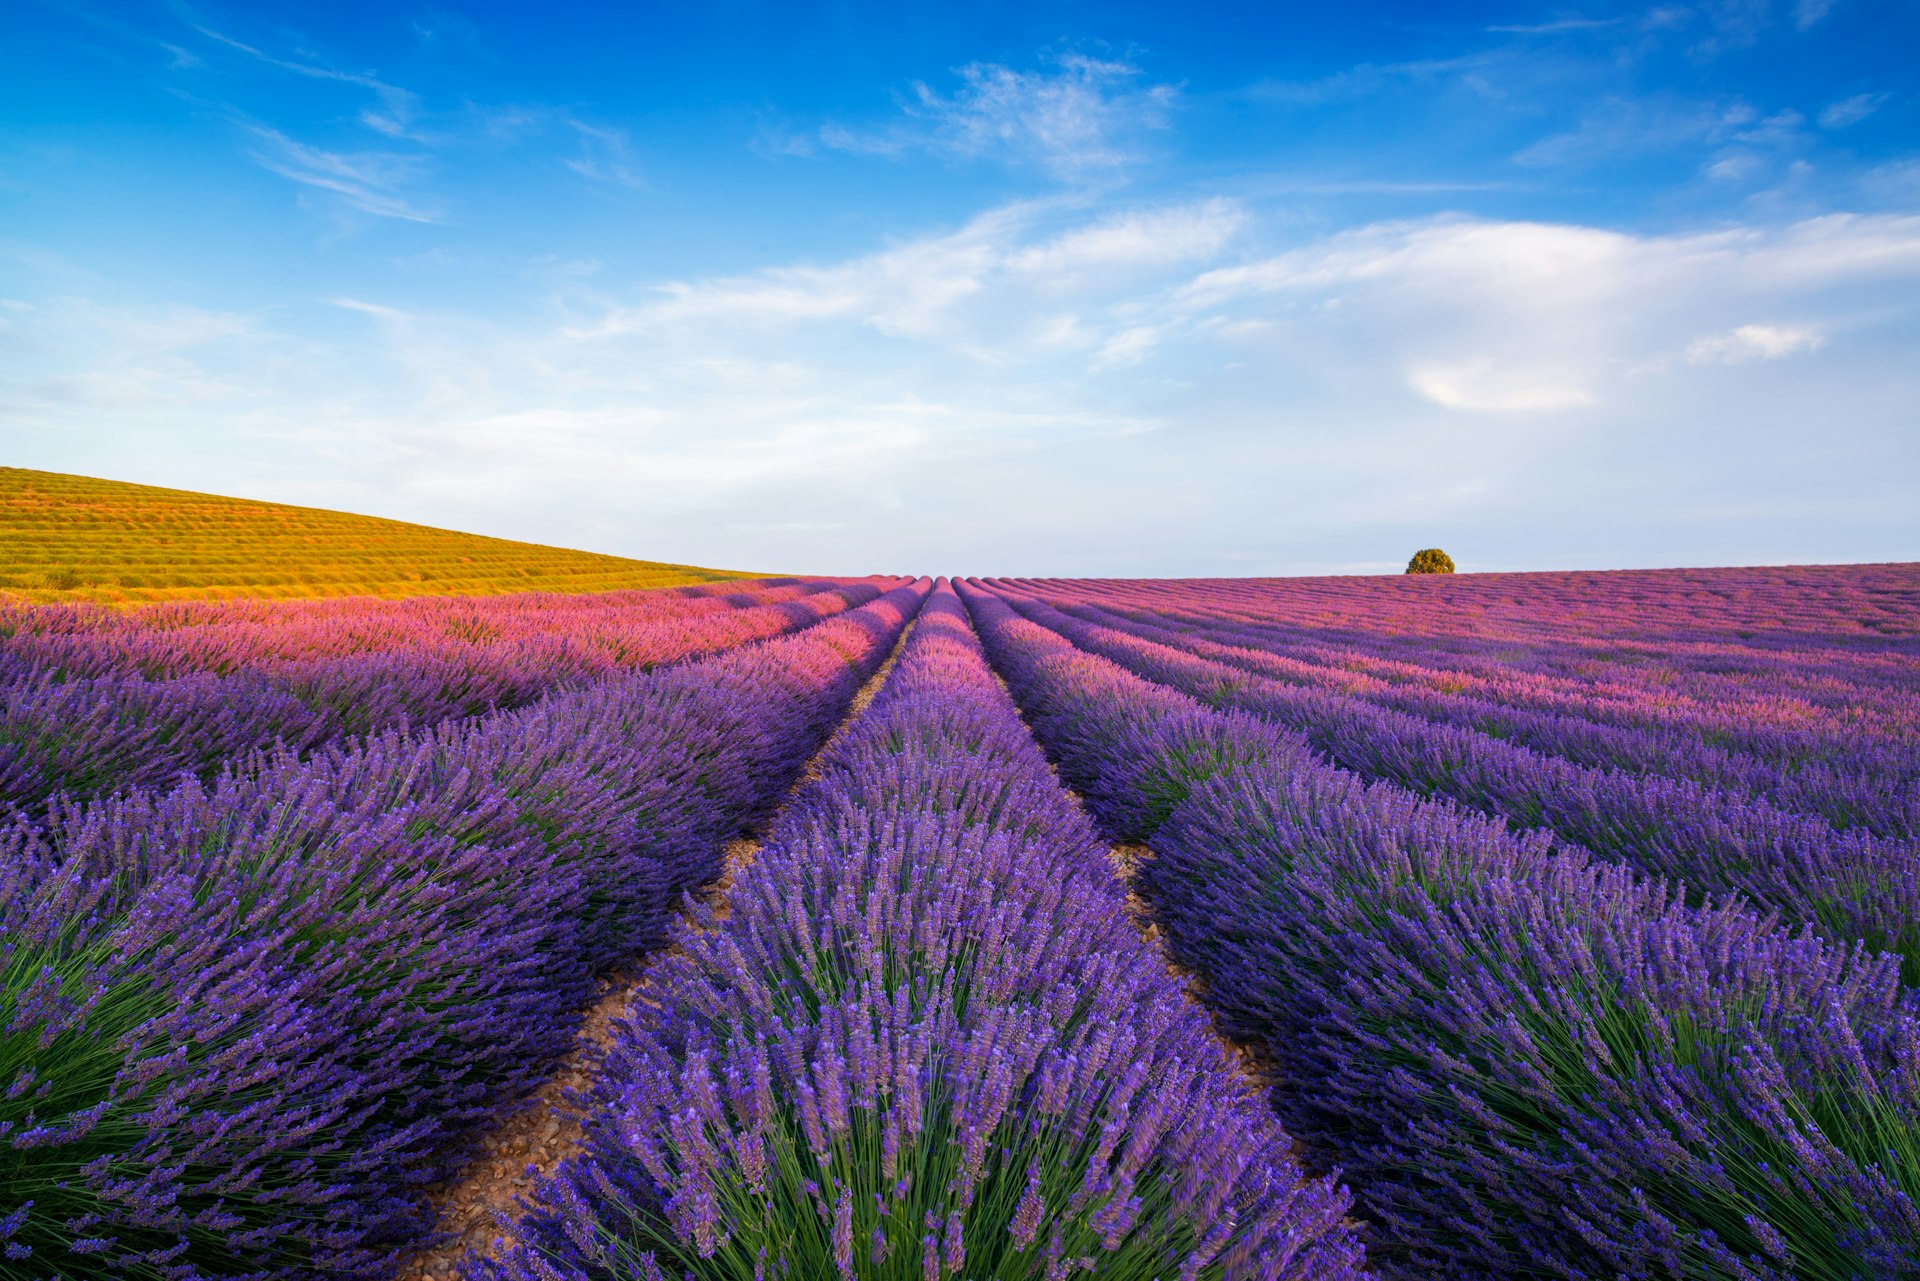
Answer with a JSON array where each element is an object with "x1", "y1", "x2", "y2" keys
[{"x1": 0, "y1": 467, "x2": 757, "y2": 603}]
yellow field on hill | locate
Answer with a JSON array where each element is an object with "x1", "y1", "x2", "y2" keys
[{"x1": 0, "y1": 467, "x2": 758, "y2": 603}]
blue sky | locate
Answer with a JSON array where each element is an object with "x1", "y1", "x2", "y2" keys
[{"x1": 3, "y1": 1, "x2": 1916, "y2": 576}]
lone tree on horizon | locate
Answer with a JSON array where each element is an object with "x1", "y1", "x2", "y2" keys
[{"x1": 1406, "y1": 548, "x2": 1456, "y2": 575}]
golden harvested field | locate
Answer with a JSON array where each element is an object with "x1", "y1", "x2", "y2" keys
[{"x1": 0, "y1": 467, "x2": 756, "y2": 603}]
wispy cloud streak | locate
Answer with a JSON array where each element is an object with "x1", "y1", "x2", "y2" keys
[
  {"x1": 812, "y1": 54, "x2": 1177, "y2": 179},
  {"x1": 243, "y1": 126, "x2": 440, "y2": 222}
]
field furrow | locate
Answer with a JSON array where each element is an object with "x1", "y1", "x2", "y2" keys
[
  {"x1": 5, "y1": 482, "x2": 1915, "y2": 1281},
  {"x1": 0, "y1": 580, "x2": 929, "y2": 1278},
  {"x1": 478, "y1": 583, "x2": 1368, "y2": 1281},
  {"x1": 400, "y1": 601, "x2": 927, "y2": 1278},
  {"x1": 978, "y1": 580, "x2": 1920, "y2": 982},
  {"x1": 1006, "y1": 583, "x2": 1920, "y2": 841},
  {"x1": 958, "y1": 578, "x2": 1920, "y2": 1280}
]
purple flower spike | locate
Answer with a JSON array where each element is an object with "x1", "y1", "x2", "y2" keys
[
  {"x1": 958, "y1": 572, "x2": 1920, "y2": 1281},
  {"x1": 482, "y1": 584, "x2": 1368, "y2": 1281},
  {"x1": 1, "y1": 579, "x2": 927, "y2": 1276}
]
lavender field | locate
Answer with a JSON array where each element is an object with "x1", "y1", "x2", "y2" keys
[{"x1": 3, "y1": 564, "x2": 1918, "y2": 1280}]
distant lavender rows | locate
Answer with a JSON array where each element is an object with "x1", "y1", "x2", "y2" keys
[
  {"x1": 1004, "y1": 578, "x2": 1920, "y2": 840},
  {"x1": 0, "y1": 579, "x2": 928, "y2": 1278},
  {"x1": 959, "y1": 575, "x2": 1920, "y2": 1279},
  {"x1": 484, "y1": 584, "x2": 1368, "y2": 1281},
  {"x1": 0, "y1": 578, "x2": 902, "y2": 819},
  {"x1": 993, "y1": 567, "x2": 1920, "y2": 743},
  {"x1": 978, "y1": 579, "x2": 1920, "y2": 982},
  {"x1": 1006, "y1": 564, "x2": 1920, "y2": 737}
]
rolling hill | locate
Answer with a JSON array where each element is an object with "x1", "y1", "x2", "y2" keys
[{"x1": 0, "y1": 467, "x2": 756, "y2": 602}]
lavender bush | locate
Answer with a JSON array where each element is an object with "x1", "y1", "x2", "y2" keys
[
  {"x1": 959, "y1": 581, "x2": 1920, "y2": 1280},
  {"x1": 483, "y1": 585, "x2": 1368, "y2": 1281},
  {"x1": 0, "y1": 580, "x2": 889, "y2": 820},
  {"x1": 1006, "y1": 577, "x2": 1920, "y2": 841},
  {"x1": 1026, "y1": 585, "x2": 1918, "y2": 842},
  {"x1": 0, "y1": 581, "x2": 928, "y2": 1279},
  {"x1": 985, "y1": 586, "x2": 1920, "y2": 982}
]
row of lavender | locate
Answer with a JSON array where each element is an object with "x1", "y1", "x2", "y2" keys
[
  {"x1": 1010, "y1": 578, "x2": 1920, "y2": 841},
  {"x1": 1007, "y1": 569, "x2": 1920, "y2": 757},
  {"x1": 1035, "y1": 568, "x2": 1920, "y2": 772},
  {"x1": 0, "y1": 578, "x2": 900, "y2": 819},
  {"x1": 0, "y1": 580, "x2": 888, "y2": 676},
  {"x1": 960, "y1": 579, "x2": 1920, "y2": 1279},
  {"x1": 981, "y1": 581, "x2": 1920, "y2": 983},
  {"x1": 0, "y1": 580, "x2": 927, "y2": 1278},
  {"x1": 1047, "y1": 564, "x2": 1920, "y2": 720},
  {"x1": 484, "y1": 584, "x2": 1368, "y2": 1281}
]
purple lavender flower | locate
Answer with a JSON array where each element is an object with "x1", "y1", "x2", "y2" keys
[
  {"x1": 481, "y1": 585, "x2": 1368, "y2": 1281},
  {"x1": 959, "y1": 577, "x2": 1920, "y2": 1280},
  {"x1": 0, "y1": 581, "x2": 928, "y2": 1277}
]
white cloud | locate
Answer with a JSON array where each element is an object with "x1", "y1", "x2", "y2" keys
[
  {"x1": 1184, "y1": 213, "x2": 1920, "y2": 315},
  {"x1": 1685, "y1": 323, "x2": 1826, "y2": 364},
  {"x1": 618, "y1": 209, "x2": 1011, "y2": 339},
  {"x1": 1408, "y1": 359, "x2": 1596, "y2": 411},
  {"x1": 0, "y1": 298, "x2": 271, "y2": 421},
  {"x1": 196, "y1": 24, "x2": 424, "y2": 137},
  {"x1": 7, "y1": 205, "x2": 1918, "y2": 575},
  {"x1": 1093, "y1": 326, "x2": 1160, "y2": 368},
  {"x1": 1819, "y1": 93, "x2": 1885, "y2": 129},
  {"x1": 1738, "y1": 213, "x2": 1920, "y2": 284},
  {"x1": 1516, "y1": 98, "x2": 1819, "y2": 180},
  {"x1": 181, "y1": 23, "x2": 642, "y2": 221},
  {"x1": 592, "y1": 200, "x2": 1243, "y2": 345},
  {"x1": 244, "y1": 126, "x2": 440, "y2": 222},
  {"x1": 562, "y1": 121, "x2": 642, "y2": 187},
  {"x1": 1862, "y1": 159, "x2": 1920, "y2": 203},
  {"x1": 195, "y1": 25, "x2": 404, "y2": 96},
  {"x1": 1009, "y1": 200, "x2": 1246, "y2": 281},
  {"x1": 1734, "y1": 108, "x2": 1807, "y2": 147},
  {"x1": 817, "y1": 54, "x2": 1177, "y2": 179},
  {"x1": 1706, "y1": 151, "x2": 1764, "y2": 181},
  {"x1": 1487, "y1": 16, "x2": 1628, "y2": 34},
  {"x1": 1795, "y1": 0, "x2": 1840, "y2": 29},
  {"x1": 1515, "y1": 98, "x2": 1739, "y2": 168},
  {"x1": 1175, "y1": 213, "x2": 1920, "y2": 418},
  {"x1": 1181, "y1": 218, "x2": 1639, "y2": 308}
]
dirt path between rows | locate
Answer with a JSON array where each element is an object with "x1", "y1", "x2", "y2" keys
[
  {"x1": 972, "y1": 660, "x2": 1283, "y2": 1099},
  {"x1": 395, "y1": 617, "x2": 921, "y2": 1281},
  {"x1": 972, "y1": 613, "x2": 1362, "y2": 1240}
]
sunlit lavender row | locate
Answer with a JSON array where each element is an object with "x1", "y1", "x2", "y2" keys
[
  {"x1": 0, "y1": 578, "x2": 901, "y2": 819},
  {"x1": 0, "y1": 579, "x2": 926, "y2": 1277}
]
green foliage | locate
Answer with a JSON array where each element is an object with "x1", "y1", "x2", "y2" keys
[
  {"x1": 0, "y1": 467, "x2": 758, "y2": 604},
  {"x1": 1405, "y1": 547, "x2": 1456, "y2": 575}
]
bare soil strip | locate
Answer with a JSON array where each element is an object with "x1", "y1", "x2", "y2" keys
[
  {"x1": 973, "y1": 663, "x2": 1282, "y2": 1097},
  {"x1": 982, "y1": 650, "x2": 1358, "y2": 1224},
  {"x1": 396, "y1": 619, "x2": 920, "y2": 1280},
  {"x1": 1106, "y1": 839, "x2": 1280, "y2": 1092}
]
